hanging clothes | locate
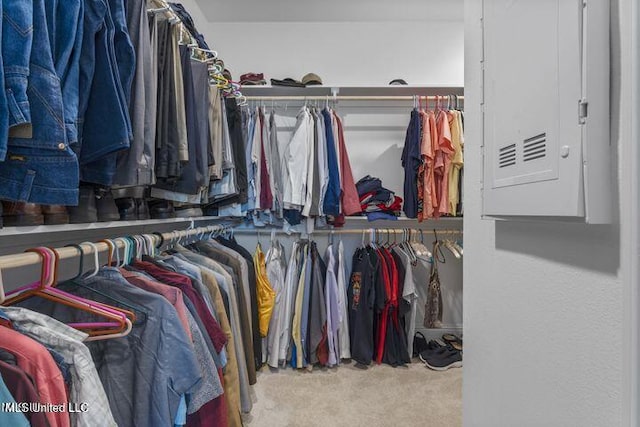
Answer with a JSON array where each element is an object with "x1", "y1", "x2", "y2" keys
[
  {"x1": 402, "y1": 100, "x2": 464, "y2": 220},
  {"x1": 254, "y1": 243, "x2": 276, "y2": 339}
]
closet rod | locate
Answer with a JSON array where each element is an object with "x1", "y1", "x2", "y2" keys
[
  {"x1": 244, "y1": 95, "x2": 465, "y2": 102},
  {"x1": 0, "y1": 224, "x2": 225, "y2": 272},
  {"x1": 0, "y1": 225, "x2": 462, "y2": 286},
  {"x1": 233, "y1": 228, "x2": 463, "y2": 235}
]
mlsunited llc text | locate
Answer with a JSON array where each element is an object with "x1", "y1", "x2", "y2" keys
[{"x1": 2, "y1": 402, "x2": 89, "y2": 413}]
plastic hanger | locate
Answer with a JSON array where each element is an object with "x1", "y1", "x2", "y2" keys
[
  {"x1": 3, "y1": 247, "x2": 130, "y2": 337},
  {"x1": 80, "y1": 242, "x2": 100, "y2": 278},
  {"x1": 100, "y1": 239, "x2": 115, "y2": 266}
]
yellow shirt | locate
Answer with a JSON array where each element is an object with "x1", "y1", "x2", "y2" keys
[
  {"x1": 448, "y1": 110, "x2": 464, "y2": 215},
  {"x1": 254, "y1": 244, "x2": 276, "y2": 337}
]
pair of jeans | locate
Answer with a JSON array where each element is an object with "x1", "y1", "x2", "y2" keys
[
  {"x1": 77, "y1": 0, "x2": 135, "y2": 186},
  {"x1": 46, "y1": 0, "x2": 83, "y2": 147},
  {"x1": 2, "y1": 0, "x2": 34, "y2": 159},
  {"x1": 0, "y1": 0, "x2": 79, "y2": 205},
  {"x1": 113, "y1": 0, "x2": 156, "y2": 187},
  {"x1": 153, "y1": 46, "x2": 206, "y2": 197},
  {"x1": 154, "y1": 17, "x2": 184, "y2": 179}
]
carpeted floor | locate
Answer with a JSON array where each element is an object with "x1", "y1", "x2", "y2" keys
[{"x1": 242, "y1": 361, "x2": 462, "y2": 427}]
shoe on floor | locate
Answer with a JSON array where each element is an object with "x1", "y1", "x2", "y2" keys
[
  {"x1": 148, "y1": 200, "x2": 176, "y2": 219},
  {"x1": 136, "y1": 198, "x2": 150, "y2": 220},
  {"x1": 115, "y1": 197, "x2": 137, "y2": 221},
  {"x1": 2, "y1": 202, "x2": 44, "y2": 226},
  {"x1": 96, "y1": 190, "x2": 120, "y2": 222},
  {"x1": 42, "y1": 205, "x2": 70, "y2": 225},
  {"x1": 421, "y1": 350, "x2": 463, "y2": 371},
  {"x1": 68, "y1": 186, "x2": 98, "y2": 224}
]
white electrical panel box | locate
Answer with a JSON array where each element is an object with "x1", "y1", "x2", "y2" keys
[{"x1": 481, "y1": 0, "x2": 611, "y2": 223}]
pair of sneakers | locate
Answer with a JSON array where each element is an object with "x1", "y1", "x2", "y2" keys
[{"x1": 418, "y1": 335, "x2": 463, "y2": 371}]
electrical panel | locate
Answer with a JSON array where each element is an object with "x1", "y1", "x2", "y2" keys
[{"x1": 481, "y1": 0, "x2": 611, "y2": 223}]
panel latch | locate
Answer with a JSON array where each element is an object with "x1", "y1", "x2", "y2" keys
[{"x1": 578, "y1": 98, "x2": 588, "y2": 123}]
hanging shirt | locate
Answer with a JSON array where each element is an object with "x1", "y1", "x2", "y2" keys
[
  {"x1": 334, "y1": 113, "x2": 361, "y2": 217},
  {"x1": 348, "y1": 247, "x2": 377, "y2": 365},
  {"x1": 0, "y1": 359, "x2": 50, "y2": 427},
  {"x1": 0, "y1": 327, "x2": 70, "y2": 427},
  {"x1": 393, "y1": 247, "x2": 419, "y2": 358},
  {"x1": 435, "y1": 110, "x2": 454, "y2": 216},
  {"x1": 259, "y1": 108, "x2": 274, "y2": 210},
  {"x1": 292, "y1": 246, "x2": 309, "y2": 368},
  {"x1": 269, "y1": 112, "x2": 284, "y2": 217},
  {"x1": 336, "y1": 241, "x2": 352, "y2": 360},
  {"x1": 279, "y1": 241, "x2": 303, "y2": 363},
  {"x1": 254, "y1": 244, "x2": 276, "y2": 338},
  {"x1": 244, "y1": 110, "x2": 257, "y2": 212},
  {"x1": 324, "y1": 245, "x2": 341, "y2": 366},
  {"x1": 2, "y1": 307, "x2": 117, "y2": 427},
  {"x1": 308, "y1": 243, "x2": 328, "y2": 367},
  {"x1": 282, "y1": 107, "x2": 311, "y2": 208},
  {"x1": 448, "y1": 110, "x2": 464, "y2": 215},
  {"x1": 318, "y1": 110, "x2": 330, "y2": 215},
  {"x1": 322, "y1": 108, "x2": 341, "y2": 216},
  {"x1": 265, "y1": 240, "x2": 287, "y2": 368},
  {"x1": 402, "y1": 110, "x2": 422, "y2": 218},
  {"x1": 302, "y1": 110, "x2": 319, "y2": 217},
  {"x1": 0, "y1": 373, "x2": 30, "y2": 427}
]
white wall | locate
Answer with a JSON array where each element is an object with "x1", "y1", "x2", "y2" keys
[
  {"x1": 177, "y1": 0, "x2": 464, "y2": 86},
  {"x1": 463, "y1": 1, "x2": 631, "y2": 426},
  {"x1": 173, "y1": 0, "x2": 465, "y2": 335}
]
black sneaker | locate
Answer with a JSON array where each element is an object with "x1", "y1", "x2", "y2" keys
[{"x1": 422, "y1": 350, "x2": 463, "y2": 371}]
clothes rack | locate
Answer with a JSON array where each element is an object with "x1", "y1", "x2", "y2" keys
[
  {"x1": 244, "y1": 95, "x2": 465, "y2": 102},
  {"x1": 232, "y1": 228, "x2": 462, "y2": 235},
  {"x1": 0, "y1": 223, "x2": 227, "y2": 301}
]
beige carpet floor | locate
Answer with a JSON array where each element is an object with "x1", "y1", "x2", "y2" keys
[{"x1": 242, "y1": 361, "x2": 462, "y2": 427}]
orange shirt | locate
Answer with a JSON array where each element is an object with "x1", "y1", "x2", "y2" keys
[
  {"x1": 417, "y1": 111, "x2": 429, "y2": 221},
  {"x1": 0, "y1": 326, "x2": 70, "y2": 427},
  {"x1": 436, "y1": 110, "x2": 454, "y2": 216}
]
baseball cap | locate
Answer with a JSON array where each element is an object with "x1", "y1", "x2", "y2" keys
[
  {"x1": 301, "y1": 73, "x2": 323, "y2": 86},
  {"x1": 389, "y1": 79, "x2": 408, "y2": 85}
]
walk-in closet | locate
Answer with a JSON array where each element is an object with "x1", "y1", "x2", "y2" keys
[{"x1": 0, "y1": 0, "x2": 635, "y2": 426}]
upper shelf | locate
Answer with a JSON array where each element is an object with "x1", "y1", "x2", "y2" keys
[{"x1": 239, "y1": 85, "x2": 464, "y2": 97}]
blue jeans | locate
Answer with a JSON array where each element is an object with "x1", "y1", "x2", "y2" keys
[
  {"x1": 46, "y1": 0, "x2": 83, "y2": 147},
  {"x1": 1, "y1": 0, "x2": 34, "y2": 159},
  {"x1": 0, "y1": 0, "x2": 79, "y2": 205},
  {"x1": 77, "y1": 0, "x2": 134, "y2": 186}
]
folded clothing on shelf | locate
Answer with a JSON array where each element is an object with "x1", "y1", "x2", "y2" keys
[{"x1": 355, "y1": 175, "x2": 403, "y2": 220}]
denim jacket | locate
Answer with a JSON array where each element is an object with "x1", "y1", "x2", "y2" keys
[{"x1": 0, "y1": 0, "x2": 79, "y2": 205}]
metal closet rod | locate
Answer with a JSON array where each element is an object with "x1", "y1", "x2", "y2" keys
[
  {"x1": 244, "y1": 95, "x2": 465, "y2": 101},
  {"x1": 234, "y1": 228, "x2": 463, "y2": 235}
]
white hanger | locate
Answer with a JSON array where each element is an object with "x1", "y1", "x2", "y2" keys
[{"x1": 80, "y1": 242, "x2": 100, "y2": 277}]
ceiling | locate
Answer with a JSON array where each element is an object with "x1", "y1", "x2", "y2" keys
[{"x1": 194, "y1": 0, "x2": 463, "y2": 22}]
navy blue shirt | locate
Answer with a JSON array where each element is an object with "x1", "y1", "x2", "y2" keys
[
  {"x1": 402, "y1": 110, "x2": 422, "y2": 218},
  {"x1": 322, "y1": 108, "x2": 341, "y2": 216}
]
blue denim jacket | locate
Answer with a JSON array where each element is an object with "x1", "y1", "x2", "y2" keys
[
  {"x1": 0, "y1": 0, "x2": 79, "y2": 205},
  {"x1": 1, "y1": 0, "x2": 34, "y2": 160}
]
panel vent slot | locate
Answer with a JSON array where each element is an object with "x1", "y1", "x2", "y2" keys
[
  {"x1": 498, "y1": 144, "x2": 516, "y2": 168},
  {"x1": 523, "y1": 133, "x2": 546, "y2": 162}
]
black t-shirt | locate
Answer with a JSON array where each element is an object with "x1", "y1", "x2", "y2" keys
[{"x1": 348, "y1": 247, "x2": 378, "y2": 365}]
